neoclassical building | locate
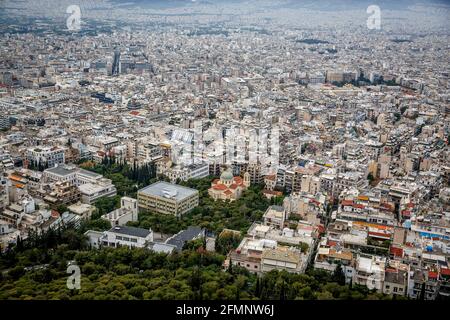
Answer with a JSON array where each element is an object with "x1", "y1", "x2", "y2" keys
[{"x1": 208, "y1": 169, "x2": 250, "y2": 201}]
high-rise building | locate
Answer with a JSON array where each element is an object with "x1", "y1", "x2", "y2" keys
[
  {"x1": 112, "y1": 49, "x2": 120, "y2": 76},
  {"x1": 0, "y1": 116, "x2": 10, "y2": 130}
]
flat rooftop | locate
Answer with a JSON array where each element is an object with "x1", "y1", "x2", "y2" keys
[
  {"x1": 108, "y1": 225, "x2": 151, "y2": 238},
  {"x1": 138, "y1": 181, "x2": 198, "y2": 201},
  {"x1": 45, "y1": 165, "x2": 78, "y2": 176},
  {"x1": 77, "y1": 168, "x2": 102, "y2": 178}
]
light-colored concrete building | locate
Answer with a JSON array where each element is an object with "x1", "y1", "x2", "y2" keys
[
  {"x1": 137, "y1": 181, "x2": 199, "y2": 216},
  {"x1": 102, "y1": 197, "x2": 138, "y2": 226}
]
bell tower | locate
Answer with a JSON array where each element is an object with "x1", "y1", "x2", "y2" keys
[{"x1": 243, "y1": 172, "x2": 251, "y2": 188}]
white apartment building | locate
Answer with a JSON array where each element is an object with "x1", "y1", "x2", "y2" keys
[
  {"x1": 353, "y1": 255, "x2": 386, "y2": 292},
  {"x1": 79, "y1": 181, "x2": 117, "y2": 204},
  {"x1": 263, "y1": 205, "x2": 287, "y2": 229},
  {"x1": 26, "y1": 146, "x2": 65, "y2": 169},
  {"x1": 43, "y1": 165, "x2": 117, "y2": 204},
  {"x1": 98, "y1": 225, "x2": 154, "y2": 249},
  {"x1": 162, "y1": 162, "x2": 210, "y2": 183}
]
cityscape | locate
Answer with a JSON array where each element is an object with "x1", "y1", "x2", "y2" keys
[{"x1": 0, "y1": 0, "x2": 449, "y2": 304}]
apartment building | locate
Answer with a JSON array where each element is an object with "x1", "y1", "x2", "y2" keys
[
  {"x1": 79, "y1": 180, "x2": 117, "y2": 204},
  {"x1": 26, "y1": 146, "x2": 65, "y2": 169},
  {"x1": 228, "y1": 237, "x2": 277, "y2": 274},
  {"x1": 261, "y1": 247, "x2": 307, "y2": 273},
  {"x1": 263, "y1": 205, "x2": 287, "y2": 229},
  {"x1": 353, "y1": 255, "x2": 386, "y2": 292},
  {"x1": 314, "y1": 243, "x2": 355, "y2": 283},
  {"x1": 383, "y1": 269, "x2": 408, "y2": 297},
  {"x1": 43, "y1": 165, "x2": 117, "y2": 204},
  {"x1": 44, "y1": 181, "x2": 81, "y2": 206}
]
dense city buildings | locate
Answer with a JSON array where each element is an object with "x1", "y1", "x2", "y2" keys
[{"x1": 0, "y1": 0, "x2": 449, "y2": 304}]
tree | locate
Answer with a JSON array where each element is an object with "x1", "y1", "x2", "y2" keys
[
  {"x1": 255, "y1": 276, "x2": 261, "y2": 298},
  {"x1": 56, "y1": 204, "x2": 68, "y2": 214},
  {"x1": 332, "y1": 263, "x2": 346, "y2": 285},
  {"x1": 8, "y1": 266, "x2": 25, "y2": 280},
  {"x1": 400, "y1": 106, "x2": 408, "y2": 114},
  {"x1": 227, "y1": 259, "x2": 233, "y2": 274},
  {"x1": 215, "y1": 232, "x2": 242, "y2": 255}
]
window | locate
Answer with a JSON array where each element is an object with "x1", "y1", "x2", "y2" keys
[{"x1": 393, "y1": 287, "x2": 398, "y2": 292}]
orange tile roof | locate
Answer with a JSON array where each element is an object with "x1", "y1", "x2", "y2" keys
[
  {"x1": 233, "y1": 176, "x2": 243, "y2": 184},
  {"x1": 390, "y1": 246, "x2": 403, "y2": 257},
  {"x1": 213, "y1": 184, "x2": 227, "y2": 191},
  {"x1": 263, "y1": 190, "x2": 283, "y2": 196},
  {"x1": 9, "y1": 175, "x2": 23, "y2": 182}
]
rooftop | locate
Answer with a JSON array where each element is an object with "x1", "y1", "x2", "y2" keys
[
  {"x1": 138, "y1": 181, "x2": 198, "y2": 201},
  {"x1": 108, "y1": 225, "x2": 151, "y2": 238},
  {"x1": 166, "y1": 226, "x2": 203, "y2": 251},
  {"x1": 45, "y1": 165, "x2": 78, "y2": 177},
  {"x1": 261, "y1": 247, "x2": 301, "y2": 264}
]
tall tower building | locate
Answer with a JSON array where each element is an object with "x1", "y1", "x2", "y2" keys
[{"x1": 112, "y1": 49, "x2": 120, "y2": 76}]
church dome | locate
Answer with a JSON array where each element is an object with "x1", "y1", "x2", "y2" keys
[{"x1": 220, "y1": 169, "x2": 233, "y2": 181}]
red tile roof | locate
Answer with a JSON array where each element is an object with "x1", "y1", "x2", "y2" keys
[
  {"x1": 390, "y1": 246, "x2": 403, "y2": 257},
  {"x1": 233, "y1": 176, "x2": 243, "y2": 184},
  {"x1": 341, "y1": 200, "x2": 353, "y2": 206},
  {"x1": 369, "y1": 231, "x2": 390, "y2": 239}
]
